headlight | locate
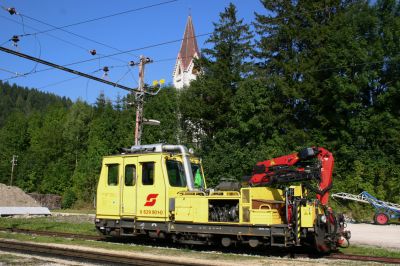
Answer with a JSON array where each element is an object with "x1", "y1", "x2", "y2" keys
[{"x1": 320, "y1": 215, "x2": 327, "y2": 223}]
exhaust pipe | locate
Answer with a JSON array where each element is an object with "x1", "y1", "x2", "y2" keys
[{"x1": 162, "y1": 145, "x2": 195, "y2": 191}]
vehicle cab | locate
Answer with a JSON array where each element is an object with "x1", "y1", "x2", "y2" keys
[{"x1": 95, "y1": 144, "x2": 206, "y2": 234}]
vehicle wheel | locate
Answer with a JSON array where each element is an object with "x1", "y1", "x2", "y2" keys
[
  {"x1": 314, "y1": 215, "x2": 331, "y2": 253},
  {"x1": 374, "y1": 213, "x2": 389, "y2": 225}
]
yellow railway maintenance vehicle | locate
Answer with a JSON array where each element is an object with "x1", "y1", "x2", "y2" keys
[{"x1": 95, "y1": 144, "x2": 350, "y2": 252}]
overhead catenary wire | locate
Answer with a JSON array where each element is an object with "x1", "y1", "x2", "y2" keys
[
  {"x1": 0, "y1": 14, "x2": 132, "y2": 65},
  {"x1": 152, "y1": 54, "x2": 204, "y2": 64},
  {"x1": 2, "y1": 2, "x2": 366, "y2": 106},
  {"x1": 1, "y1": 3, "x2": 375, "y2": 84},
  {"x1": 0, "y1": 46, "x2": 135, "y2": 92},
  {"x1": 0, "y1": 14, "x2": 89, "y2": 52},
  {"x1": 38, "y1": 75, "x2": 81, "y2": 89},
  {"x1": 114, "y1": 68, "x2": 132, "y2": 87},
  {"x1": 6, "y1": 63, "x2": 135, "y2": 91},
  {"x1": 25, "y1": 33, "x2": 42, "y2": 76},
  {"x1": 0, "y1": 15, "x2": 43, "y2": 79},
  {"x1": 0, "y1": 6, "x2": 27, "y2": 35},
  {"x1": 0, "y1": 67, "x2": 21, "y2": 76},
  {"x1": 1, "y1": 1, "x2": 178, "y2": 61},
  {"x1": 0, "y1": 4, "x2": 351, "y2": 82},
  {"x1": 1, "y1": 32, "x2": 213, "y2": 82},
  {"x1": 12, "y1": 0, "x2": 178, "y2": 37},
  {"x1": 16, "y1": 0, "x2": 330, "y2": 38},
  {"x1": 153, "y1": 57, "x2": 177, "y2": 63},
  {"x1": 19, "y1": 13, "x2": 141, "y2": 60},
  {"x1": 38, "y1": 68, "x2": 129, "y2": 90},
  {"x1": 1, "y1": 2, "x2": 338, "y2": 67},
  {"x1": 18, "y1": 12, "x2": 26, "y2": 35},
  {"x1": 36, "y1": 32, "x2": 213, "y2": 68},
  {"x1": 0, "y1": 39, "x2": 10, "y2": 46},
  {"x1": 0, "y1": 16, "x2": 139, "y2": 85},
  {"x1": 1, "y1": 34, "x2": 396, "y2": 84},
  {"x1": 0, "y1": 4, "x2": 336, "y2": 76},
  {"x1": 37, "y1": 68, "x2": 103, "y2": 89}
]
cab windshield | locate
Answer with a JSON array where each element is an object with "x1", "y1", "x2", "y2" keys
[
  {"x1": 166, "y1": 159, "x2": 205, "y2": 189},
  {"x1": 166, "y1": 160, "x2": 186, "y2": 187},
  {"x1": 191, "y1": 163, "x2": 205, "y2": 189}
]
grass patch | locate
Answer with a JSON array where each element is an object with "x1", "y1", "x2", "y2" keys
[
  {"x1": 0, "y1": 254, "x2": 22, "y2": 263},
  {"x1": 0, "y1": 253, "x2": 48, "y2": 265},
  {"x1": 0, "y1": 217, "x2": 98, "y2": 236},
  {"x1": 340, "y1": 245, "x2": 400, "y2": 258},
  {"x1": 51, "y1": 209, "x2": 96, "y2": 214}
]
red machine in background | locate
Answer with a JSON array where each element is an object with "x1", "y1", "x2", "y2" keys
[
  {"x1": 249, "y1": 147, "x2": 334, "y2": 205},
  {"x1": 249, "y1": 147, "x2": 348, "y2": 252}
]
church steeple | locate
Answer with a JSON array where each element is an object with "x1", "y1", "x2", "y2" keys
[{"x1": 173, "y1": 15, "x2": 200, "y2": 89}]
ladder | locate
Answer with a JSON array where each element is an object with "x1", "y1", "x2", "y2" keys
[{"x1": 332, "y1": 191, "x2": 400, "y2": 213}]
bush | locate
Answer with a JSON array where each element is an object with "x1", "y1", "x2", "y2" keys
[{"x1": 62, "y1": 189, "x2": 77, "y2": 209}]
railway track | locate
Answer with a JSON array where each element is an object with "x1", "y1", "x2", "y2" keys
[
  {"x1": 327, "y1": 253, "x2": 400, "y2": 264},
  {"x1": 0, "y1": 238, "x2": 209, "y2": 266},
  {"x1": 1, "y1": 227, "x2": 399, "y2": 264}
]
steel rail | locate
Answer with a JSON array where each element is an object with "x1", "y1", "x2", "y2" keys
[
  {"x1": 1, "y1": 228, "x2": 400, "y2": 264},
  {"x1": 0, "y1": 238, "x2": 209, "y2": 266},
  {"x1": 327, "y1": 253, "x2": 400, "y2": 264}
]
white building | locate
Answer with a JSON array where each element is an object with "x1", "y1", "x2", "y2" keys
[{"x1": 173, "y1": 15, "x2": 200, "y2": 89}]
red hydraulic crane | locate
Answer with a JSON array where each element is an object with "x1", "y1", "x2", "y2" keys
[{"x1": 249, "y1": 147, "x2": 334, "y2": 205}]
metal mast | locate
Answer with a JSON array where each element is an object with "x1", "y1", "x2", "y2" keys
[
  {"x1": 134, "y1": 56, "x2": 152, "y2": 145},
  {"x1": 10, "y1": 155, "x2": 18, "y2": 186}
]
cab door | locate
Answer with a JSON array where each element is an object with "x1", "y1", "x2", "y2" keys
[
  {"x1": 121, "y1": 156, "x2": 137, "y2": 217},
  {"x1": 136, "y1": 155, "x2": 167, "y2": 221},
  {"x1": 97, "y1": 157, "x2": 123, "y2": 217}
]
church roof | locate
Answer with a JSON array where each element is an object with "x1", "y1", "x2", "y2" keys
[{"x1": 177, "y1": 15, "x2": 200, "y2": 71}]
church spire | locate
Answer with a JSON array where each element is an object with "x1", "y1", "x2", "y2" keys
[{"x1": 173, "y1": 15, "x2": 200, "y2": 89}]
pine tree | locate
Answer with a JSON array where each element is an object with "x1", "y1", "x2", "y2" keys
[
  {"x1": 63, "y1": 100, "x2": 92, "y2": 169},
  {"x1": 180, "y1": 3, "x2": 253, "y2": 140},
  {"x1": 253, "y1": 0, "x2": 400, "y2": 201}
]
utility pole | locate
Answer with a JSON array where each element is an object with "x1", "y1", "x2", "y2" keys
[
  {"x1": 10, "y1": 155, "x2": 18, "y2": 186},
  {"x1": 134, "y1": 55, "x2": 152, "y2": 146}
]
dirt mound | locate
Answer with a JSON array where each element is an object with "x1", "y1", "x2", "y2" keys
[{"x1": 0, "y1": 183, "x2": 40, "y2": 207}]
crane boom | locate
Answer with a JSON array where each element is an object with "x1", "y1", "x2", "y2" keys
[{"x1": 249, "y1": 147, "x2": 334, "y2": 205}]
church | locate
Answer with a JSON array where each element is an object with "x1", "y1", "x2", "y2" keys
[{"x1": 172, "y1": 15, "x2": 200, "y2": 89}]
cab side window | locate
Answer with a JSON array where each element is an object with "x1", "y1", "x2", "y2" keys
[
  {"x1": 142, "y1": 162, "x2": 155, "y2": 185},
  {"x1": 125, "y1": 164, "x2": 136, "y2": 186},
  {"x1": 166, "y1": 160, "x2": 186, "y2": 187},
  {"x1": 107, "y1": 164, "x2": 119, "y2": 186}
]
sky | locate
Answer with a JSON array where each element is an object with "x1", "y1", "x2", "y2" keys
[{"x1": 0, "y1": 0, "x2": 264, "y2": 104}]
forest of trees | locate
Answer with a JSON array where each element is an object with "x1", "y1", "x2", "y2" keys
[{"x1": 0, "y1": 0, "x2": 399, "y2": 208}]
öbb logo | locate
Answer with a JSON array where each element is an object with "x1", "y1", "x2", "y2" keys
[{"x1": 144, "y1": 193, "x2": 159, "y2": 206}]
